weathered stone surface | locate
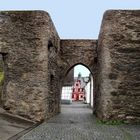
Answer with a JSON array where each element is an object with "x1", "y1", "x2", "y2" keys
[
  {"x1": 60, "y1": 40, "x2": 97, "y2": 75},
  {"x1": 96, "y1": 10, "x2": 140, "y2": 123},
  {"x1": 0, "y1": 11, "x2": 60, "y2": 121},
  {"x1": 63, "y1": 68, "x2": 74, "y2": 86},
  {"x1": 0, "y1": 54, "x2": 4, "y2": 105}
]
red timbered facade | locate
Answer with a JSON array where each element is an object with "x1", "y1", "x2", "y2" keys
[{"x1": 72, "y1": 80, "x2": 85, "y2": 101}]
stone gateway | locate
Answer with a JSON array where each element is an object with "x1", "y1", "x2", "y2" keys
[{"x1": 0, "y1": 10, "x2": 139, "y2": 123}]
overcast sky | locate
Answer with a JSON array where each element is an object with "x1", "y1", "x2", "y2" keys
[{"x1": 0, "y1": 0, "x2": 139, "y2": 76}]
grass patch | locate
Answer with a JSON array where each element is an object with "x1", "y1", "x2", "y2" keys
[
  {"x1": 97, "y1": 119, "x2": 124, "y2": 125},
  {"x1": 0, "y1": 72, "x2": 4, "y2": 86}
]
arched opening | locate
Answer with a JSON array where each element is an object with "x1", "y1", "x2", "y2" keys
[{"x1": 61, "y1": 64, "x2": 94, "y2": 110}]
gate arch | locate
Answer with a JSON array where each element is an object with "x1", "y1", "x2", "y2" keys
[{"x1": 60, "y1": 39, "x2": 97, "y2": 81}]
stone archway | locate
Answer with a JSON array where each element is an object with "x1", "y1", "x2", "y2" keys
[
  {"x1": 59, "y1": 40, "x2": 97, "y2": 76},
  {"x1": 0, "y1": 10, "x2": 139, "y2": 123},
  {"x1": 58, "y1": 39, "x2": 98, "y2": 113}
]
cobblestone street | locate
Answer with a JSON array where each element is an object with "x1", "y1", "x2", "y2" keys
[{"x1": 19, "y1": 102, "x2": 140, "y2": 140}]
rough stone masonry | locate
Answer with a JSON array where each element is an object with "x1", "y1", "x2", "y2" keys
[{"x1": 0, "y1": 10, "x2": 139, "y2": 123}]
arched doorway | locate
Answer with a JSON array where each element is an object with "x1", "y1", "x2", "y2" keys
[{"x1": 61, "y1": 64, "x2": 94, "y2": 111}]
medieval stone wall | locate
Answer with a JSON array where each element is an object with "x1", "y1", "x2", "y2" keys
[
  {"x1": 63, "y1": 68, "x2": 74, "y2": 86},
  {"x1": 0, "y1": 10, "x2": 139, "y2": 123},
  {"x1": 0, "y1": 54, "x2": 4, "y2": 105},
  {"x1": 0, "y1": 11, "x2": 60, "y2": 121},
  {"x1": 60, "y1": 40, "x2": 97, "y2": 76},
  {"x1": 96, "y1": 10, "x2": 140, "y2": 123},
  {"x1": 47, "y1": 38, "x2": 61, "y2": 119}
]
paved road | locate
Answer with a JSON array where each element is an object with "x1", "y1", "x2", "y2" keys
[
  {"x1": 19, "y1": 102, "x2": 140, "y2": 140},
  {"x1": 0, "y1": 108, "x2": 33, "y2": 140}
]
